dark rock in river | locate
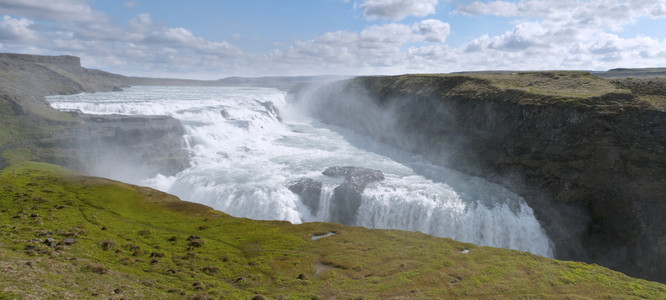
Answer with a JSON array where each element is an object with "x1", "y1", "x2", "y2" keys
[
  {"x1": 287, "y1": 167, "x2": 384, "y2": 224},
  {"x1": 323, "y1": 166, "x2": 385, "y2": 186},
  {"x1": 288, "y1": 178, "x2": 322, "y2": 215},
  {"x1": 328, "y1": 182, "x2": 365, "y2": 225},
  {"x1": 323, "y1": 166, "x2": 384, "y2": 225}
]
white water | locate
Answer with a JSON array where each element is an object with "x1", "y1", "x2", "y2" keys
[{"x1": 48, "y1": 86, "x2": 553, "y2": 257}]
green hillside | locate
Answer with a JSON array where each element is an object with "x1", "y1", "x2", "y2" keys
[{"x1": 1, "y1": 162, "x2": 664, "y2": 299}]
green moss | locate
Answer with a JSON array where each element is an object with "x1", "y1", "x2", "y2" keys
[
  {"x1": 355, "y1": 72, "x2": 645, "y2": 109},
  {"x1": 0, "y1": 163, "x2": 663, "y2": 298}
]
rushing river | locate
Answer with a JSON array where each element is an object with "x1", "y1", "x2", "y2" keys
[{"x1": 47, "y1": 86, "x2": 553, "y2": 257}]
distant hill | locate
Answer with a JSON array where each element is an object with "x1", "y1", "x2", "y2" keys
[
  {"x1": 451, "y1": 68, "x2": 666, "y2": 79},
  {"x1": 217, "y1": 75, "x2": 349, "y2": 90},
  {"x1": 122, "y1": 75, "x2": 344, "y2": 91},
  {"x1": 593, "y1": 67, "x2": 666, "y2": 78}
]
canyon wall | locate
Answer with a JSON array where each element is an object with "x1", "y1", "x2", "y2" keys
[
  {"x1": 294, "y1": 73, "x2": 666, "y2": 282},
  {"x1": 0, "y1": 53, "x2": 188, "y2": 176},
  {"x1": 3, "y1": 53, "x2": 664, "y2": 282}
]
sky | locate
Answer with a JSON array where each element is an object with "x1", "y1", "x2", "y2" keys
[{"x1": 1, "y1": 0, "x2": 666, "y2": 79}]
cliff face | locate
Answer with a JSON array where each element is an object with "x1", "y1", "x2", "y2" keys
[
  {"x1": 295, "y1": 73, "x2": 666, "y2": 282},
  {"x1": 0, "y1": 53, "x2": 188, "y2": 177},
  {"x1": 0, "y1": 53, "x2": 81, "y2": 65},
  {"x1": 0, "y1": 53, "x2": 127, "y2": 121},
  {"x1": 53, "y1": 113, "x2": 189, "y2": 181}
]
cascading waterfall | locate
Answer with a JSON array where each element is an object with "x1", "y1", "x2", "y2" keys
[{"x1": 47, "y1": 85, "x2": 554, "y2": 257}]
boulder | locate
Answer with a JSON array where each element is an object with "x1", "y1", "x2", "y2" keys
[
  {"x1": 62, "y1": 238, "x2": 76, "y2": 245},
  {"x1": 323, "y1": 166, "x2": 384, "y2": 225},
  {"x1": 288, "y1": 178, "x2": 322, "y2": 215},
  {"x1": 43, "y1": 238, "x2": 56, "y2": 248},
  {"x1": 322, "y1": 166, "x2": 384, "y2": 185},
  {"x1": 329, "y1": 182, "x2": 365, "y2": 225}
]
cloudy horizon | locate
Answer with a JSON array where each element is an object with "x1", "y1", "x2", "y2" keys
[{"x1": 1, "y1": 0, "x2": 665, "y2": 79}]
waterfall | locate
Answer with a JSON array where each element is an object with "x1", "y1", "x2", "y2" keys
[{"x1": 47, "y1": 85, "x2": 554, "y2": 257}]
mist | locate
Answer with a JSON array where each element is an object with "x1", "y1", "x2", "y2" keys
[{"x1": 47, "y1": 84, "x2": 556, "y2": 258}]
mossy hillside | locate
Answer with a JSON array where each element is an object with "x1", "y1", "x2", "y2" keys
[
  {"x1": 0, "y1": 109, "x2": 76, "y2": 169},
  {"x1": 476, "y1": 71, "x2": 624, "y2": 98},
  {"x1": 1, "y1": 163, "x2": 664, "y2": 299},
  {"x1": 611, "y1": 78, "x2": 666, "y2": 110},
  {"x1": 0, "y1": 60, "x2": 83, "y2": 166},
  {"x1": 353, "y1": 72, "x2": 655, "y2": 110}
]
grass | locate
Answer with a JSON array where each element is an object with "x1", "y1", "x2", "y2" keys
[
  {"x1": 478, "y1": 71, "x2": 625, "y2": 98},
  {"x1": 357, "y1": 71, "x2": 653, "y2": 110},
  {"x1": 392, "y1": 71, "x2": 626, "y2": 98},
  {"x1": 1, "y1": 162, "x2": 664, "y2": 299},
  {"x1": 609, "y1": 77, "x2": 666, "y2": 110}
]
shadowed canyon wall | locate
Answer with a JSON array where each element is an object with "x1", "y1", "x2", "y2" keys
[{"x1": 292, "y1": 74, "x2": 666, "y2": 282}]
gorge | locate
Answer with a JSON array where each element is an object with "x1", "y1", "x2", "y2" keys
[
  {"x1": 1, "y1": 54, "x2": 665, "y2": 297},
  {"x1": 46, "y1": 85, "x2": 554, "y2": 258},
  {"x1": 291, "y1": 73, "x2": 666, "y2": 282}
]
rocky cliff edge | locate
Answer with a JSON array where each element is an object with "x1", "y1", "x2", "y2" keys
[
  {"x1": 0, "y1": 53, "x2": 188, "y2": 176},
  {"x1": 293, "y1": 72, "x2": 666, "y2": 282}
]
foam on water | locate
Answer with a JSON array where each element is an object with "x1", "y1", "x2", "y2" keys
[{"x1": 48, "y1": 86, "x2": 554, "y2": 257}]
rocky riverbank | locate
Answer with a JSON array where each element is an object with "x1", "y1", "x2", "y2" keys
[
  {"x1": 293, "y1": 72, "x2": 666, "y2": 282},
  {"x1": 0, "y1": 53, "x2": 189, "y2": 177}
]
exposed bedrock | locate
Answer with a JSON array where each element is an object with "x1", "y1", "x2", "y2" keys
[
  {"x1": 56, "y1": 112, "x2": 190, "y2": 182},
  {"x1": 292, "y1": 75, "x2": 666, "y2": 282},
  {"x1": 324, "y1": 166, "x2": 385, "y2": 224},
  {"x1": 288, "y1": 178, "x2": 323, "y2": 215},
  {"x1": 322, "y1": 166, "x2": 385, "y2": 184},
  {"x1": 0, "y1": 53, "x2": 189, "y2": 180},
  {"x1": 288, "y1": 166, "x2": 385, "y2": 224}
]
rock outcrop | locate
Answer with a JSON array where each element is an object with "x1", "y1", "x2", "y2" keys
[
  {"x1": 55, "y1": 112, "x2": 189, "y2": 181},
  {"x1": 288, "y1": 166, "x2": 385, "y2": 224},
  {"x1": 0, "y1": 53, "x2": 82, "y2": 66},
  {"x1": 288, "y1": 178, "x2": 322, "y2": 215},
  {"x1": 294, "y1": 73, "x2": 666, "y2": 282},
  {"x1": 0, "y1": 53, "x2": 189, "y2": 177},
  {"x1": 323, "y1": 166, "x2": 385, "y2": 224}
]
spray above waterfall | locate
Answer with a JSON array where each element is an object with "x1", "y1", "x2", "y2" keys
[{"x1": 47, "y1": 85, "x2": 554, "y2": 257}]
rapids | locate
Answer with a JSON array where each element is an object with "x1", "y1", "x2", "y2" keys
[{"x1": 47, "y1": 86, "x2": 554, "y2": 257}]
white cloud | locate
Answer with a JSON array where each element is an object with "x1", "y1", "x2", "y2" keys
[
  {"x1": 456, "y1": 0, "x2": 666, "y2": 31},
  {"x1": 413, "y1": 19, "x2": 450, "y2": 43},
  {"x1": 123, "y1": 1, "x2": 139, "y2": 9},
  {"x1": 457, "y1": 0, "x2": 523, "y2": 17},
  {"x1": 267, "y1": 19, "x2": 451, "y2": 74},
  {"x1": 485, "y1": 22, "x2": 546, "y2": 51},
  {"x1": 144, "y1": 27, "x2": 242, "y2": 57},
  {"x1": 356, "y1": 0, "x2": 439, "y2": 20},
  {"x1": 0, "y1": 2, "x2": 245, "y2": 78},
  {"x1": 0, "y1": 0, "x2": 106, "y2": 23},
  {"x1": 432, "y1": 0, "x2": 666, "y2": 73},
  {"x1": 651, "y1": 3, "x2": 666, "y2": 17},
  {"x1": 1, "y1": 0, "x2": 664, "y2": 77},
  {"x1": 128, "y1": 13, "x2": 153, "y2": 32},
  {"x1": 0, "y1": 15, "x2": 37, "y2": 42}
]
